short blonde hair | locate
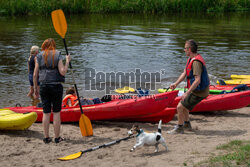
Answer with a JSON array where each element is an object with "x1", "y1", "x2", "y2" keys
[{"x1": 30, "y1": 45, "x2": 39, "y2": 56}]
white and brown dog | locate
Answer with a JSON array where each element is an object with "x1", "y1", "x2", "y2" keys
[{"x1": 128, "y1": 120, "x2": 168, "y2": 152}]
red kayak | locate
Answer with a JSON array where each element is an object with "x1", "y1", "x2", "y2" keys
[
  {"x1": 170, "y1": 90, "x2": 250, "y2": 112},
  {"x1": 209, "y1": 84, "x2": 236, "y2": 90},
  {"x1": 120, "y1": 107, "x2": 176, "y2": 123},
  {"x1": 6, "y1": 91, "x2": 178, "y2": 122}
]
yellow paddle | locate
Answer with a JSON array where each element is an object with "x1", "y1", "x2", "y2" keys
[
  {"x1": 58, "y1": 136, "x2": 134, "y2": 160},
  {"x1": 51, "y1": 9, "x2": 93, "y2": 137}
]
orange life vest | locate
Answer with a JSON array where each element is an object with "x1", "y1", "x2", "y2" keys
[{"x1": 62, "y1": 94, "x2": 78, "y2": 107}]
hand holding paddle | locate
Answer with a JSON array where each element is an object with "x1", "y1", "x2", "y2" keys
[
  {"x1": 170, "y1": 83, "x2": 177, "y2": 90},
  {"x1": 51, "y1": 9, "x2": 93, "y2": 137}
]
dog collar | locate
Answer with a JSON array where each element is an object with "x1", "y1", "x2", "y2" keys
[{"x1": 136, "y1": 129, "x2": 144, "y2": 137}]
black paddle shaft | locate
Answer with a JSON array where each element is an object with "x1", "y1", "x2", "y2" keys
[
  {"x1": 62, "y1": 38, "x2": 84, "y2": 114},
  {"x1": 63, "y1": 38, "x2": 72, "y2": 68},
  {"x1": 81, "y1": 136, "x2": 134, "y2": 155}
]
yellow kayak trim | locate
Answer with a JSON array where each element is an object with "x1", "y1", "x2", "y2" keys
[
  {"x1": 217, "y1": 79, "x2": 250, "y2": 85},
  {"x1": 231, "y1": 74, "x2": 250, "y2": 80}
]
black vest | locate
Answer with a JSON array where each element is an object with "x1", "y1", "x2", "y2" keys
[{"x1": 28, "y1": 55, "x2": 35, "y2": 74}]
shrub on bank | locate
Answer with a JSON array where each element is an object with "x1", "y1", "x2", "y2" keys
[{"x1": 0, "y1": 0, "x2": 249, "y2": 16}]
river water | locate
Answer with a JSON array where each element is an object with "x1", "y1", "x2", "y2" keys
[{"x1": 0, "y1": 13, "x2": 249, "y2": 107}]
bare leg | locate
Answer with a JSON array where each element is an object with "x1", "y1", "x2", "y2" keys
[
  {"x1": 183, "y1": 107, "x2": 190, "y2": 122},
  {"x1": 53, "y1": 112, "x2": 61, "y2": 138},
  {"x1": 34, "y1": 86, "x2": 40, "y2": 99},
  {"x1": 177, "y1": 102, "x2": 186, "y2": 125},
  {"x1": 43, "y1": 113, "x2": 51, "y2": 138},
  {"x1": 167, "y1": 102, "x2": 186, "y2": 134},
  {"x1": 27, "y1": 86, "x2": 34, "y2": 97}
]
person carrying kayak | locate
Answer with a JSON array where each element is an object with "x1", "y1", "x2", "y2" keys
[
  {"x1": 33, "y1": 38, "x2": 71, "y2": 143},
  {"x1": 168, "y1": 39, "x2": 210, "y2": 134},
  {"x1": 27, "y1": 45, "x2": 40, "y2": 99}
]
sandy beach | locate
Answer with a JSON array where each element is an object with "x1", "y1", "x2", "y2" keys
[{"x1": 0, "y1": 107, "x2": 249, "y2": 167}]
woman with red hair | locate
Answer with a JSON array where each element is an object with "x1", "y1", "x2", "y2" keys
[{"x1": 33, "y1": 38, "x2": 71, "y2": 144}]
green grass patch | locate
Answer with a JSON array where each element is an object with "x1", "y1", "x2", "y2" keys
[
  {"x1": 195, "y1": 140, "x2": 250, "y2": 167},
  {"x1": 0, "y1": 0, "x2": 250, "y2": 16}
]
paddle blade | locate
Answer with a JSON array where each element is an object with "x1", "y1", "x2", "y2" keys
[
  {"x1": 79, "y1": 114, "x2": 93, "y2": 137},
  {"x1": 58, "y1": 152, "x2": 82, "y2": 161},
  {"x1": 51, "y1": 9, "x2": 67, "y2": 38}
]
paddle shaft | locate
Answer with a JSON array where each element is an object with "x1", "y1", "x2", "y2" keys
[
  {"x1": 163, "y1": 87, "x2": 170, "y2": 92},
  {"x1": 62, "y1": 38, "x2": 84, "y2": 114},
  {"x1": 80, "y1": 136, "x2": 133, "y2": 156},
  {"x1": 51, "y1": 9, "x2": 92, "y2": 137}
]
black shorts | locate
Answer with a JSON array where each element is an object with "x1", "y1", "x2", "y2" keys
[
  {"x1": 181, "y1": 93, "x2": 205, "y2": 111},
  {"x1": 40, "y1": 84, "x2": 63, "y2": 113},
  {"x1": 29, "y1": 73, "x2": 40, "y2": 86}
]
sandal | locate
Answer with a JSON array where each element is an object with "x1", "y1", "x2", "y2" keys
[
  {"x1": 55, "y1": 137, "x2": 64, "y2": 143},
  {"x1": 43, "y1": 137, "x2": 52, "y2": 144}
]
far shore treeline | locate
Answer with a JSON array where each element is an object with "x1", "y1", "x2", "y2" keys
[{"x1": 0, "y1": 0, "x2": 249, "y2": 16}]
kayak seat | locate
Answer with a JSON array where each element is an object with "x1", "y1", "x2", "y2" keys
[
  {"x1": 137, "y1": 88, "x2": 149, "y2": 97},
  {"x1": 101, "y1": 95, "x2": 112, "y2": 102},
  {"x1": 92, "y1": 98, "x2": 102, "y2": 104},
  {"x1": 80, "y1": 99, "x2": 95, "y2": 105},
  {"x1": 220, "y1": 84, "x2": 249, "y2": 94},
  {"x1": 218, "y1": 79, "x2": 226, "y2": 85},
  {"x1": 233, "y1": 84, "x2": 249, "y2": 91}
]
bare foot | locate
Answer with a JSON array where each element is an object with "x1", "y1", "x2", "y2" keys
[
  {"x1": 27, "y1": 92, "x2": 33, "y2": 97},
  {"x1": 32, "y1": 98, "x2": 40, "y2": 106}
]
